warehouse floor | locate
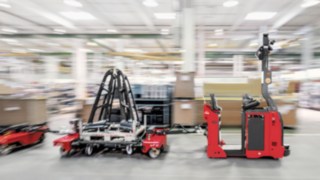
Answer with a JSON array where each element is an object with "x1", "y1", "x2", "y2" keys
[{"x1": 0, "y1": 108, "x2": 320, "y2": 180}]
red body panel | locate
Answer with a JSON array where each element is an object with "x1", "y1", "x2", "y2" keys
[
  {"x1": 203, "y1": 104, "x2": 226, "y2": 158},
  {"x1": 204, "y1": 103, "x2": 286, "y2": 159},
  {"x1": 53, "y1": 133, "x2": 79, "y2": 152},
  {"x1": 245, "y1": 111, "x2": 285, "y2": 159},
  {"x1": 142, "y1": 130, "x2": 167, "y2": 154},
  {"x1": 0, "y1": 131, "x2": 44, "y2": 146}
]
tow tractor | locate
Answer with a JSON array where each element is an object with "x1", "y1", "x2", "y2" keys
[
  {"x1": 203, "y1": 34, "x2": 290, "y2": 159},
  {"x1": 0, "y1": 123, "x2": 47, "y2": 155},
  {"x1": 53, "y1": 69, "x2": 168, "y2": 159}
]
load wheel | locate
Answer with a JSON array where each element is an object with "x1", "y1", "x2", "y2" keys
[
  {"x1": 37, "y1": 134, "x2": 45, "y2": 144},
  {"x1": 60, "y1": 147, "x2": 70, "y2": 157},
  {"x1": 148, "y1": 148, "x2": 161, "y2": 159},
  {"x1": 125, "y1": 145, "x2": 134, "y2": 155},
  {"x1": 0, "y1": 145, "x2": 15, "y2": 155},
  {"x1": 85, "y1": 145, "x2": 94, "y2": 156}
]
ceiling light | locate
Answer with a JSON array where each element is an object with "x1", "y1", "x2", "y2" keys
[
  {"x1": 86, "y1": 42, "x2": 98, "y2": 46},
  {"x1": 154, "y1": 13, "x2": 176, "y2": 19},
  {"x1": 143, "y1": 0, "x2": 159, "y2": 7},
  {"x1": 11, "y1": 48, "x2": 27, "y2": 53},
  {"x1": 53, "y1": 29, "x2": 66, "y2": 34},
  {"x1": 1, "y1": 28, "x2": 17, "y2": 33},
  {"x1": 161, "y1": 31, "x2": 169, "y2": 35},
  {"x1": 301, "y1": 0, "x2": 320, "y2": 8},
  {"x1": 60, "y1": 11, "x2": 96, "y2": 20},
  {"x1": 63, "y1": 0, "x2": 83, "y2": 7},
  {"x1": 107, "y1": 29, "x2": 118, "y2": 33},
  {"x1": 249, "y1": 41, "x2": 259, "y2": 47},
  {"x1": 0, "y1": 3, "x2": 11, "y2": 8},
  {"x1": 208, "y1": 43, "x2": 218, "y2": 47},
  {"x1": 28, "y1": 48, "x2": 44, "y2": 52},
  {"x1": 47, "y1": 42, "x2": 60, "y2": 46},
  {"x1": 245, "y1": 12, "x2": 277, "y2": 20},
  {"x1": 124, "y1": 48, "x2": 145, "y2": 53},
  {"x1": 160, "y1": 29, "x2": 170, "y2": 35},
  {"x1": 0, "y1": 38, "x2": 18, "y2": 43},
  {"x1": 214, "y1": 29, "x2": 224, "y2": 35},
  {"x1": 8, "y1": 42, "x2": 23, "y2": 46},
  {"x1": 223, "y1": 0, "x2": 239, "y2": 7}
]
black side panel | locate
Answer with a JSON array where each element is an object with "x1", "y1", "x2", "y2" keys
[{"x1": 248, "y1": 117, "x2": 264, "y2": 150}]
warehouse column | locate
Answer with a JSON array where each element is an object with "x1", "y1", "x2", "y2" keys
[
  {"x1": 197, "y1": 30, "x2": 205, "y2": 77},
  {"x1": 233, "y1": 55, "x2": 244, "y2": 77},
  {"x1": 181, "y1": 0, "x2": 195, "y2": 72},
  {"x1": 73, "y1": 41, "x2": 87, "y2": 99},
  {"x1": 301, "y1": 27, "x2": 313, "y2": 72},
  {"x1": 45, "y1": 56, "x2": 59, "y2": 81}
]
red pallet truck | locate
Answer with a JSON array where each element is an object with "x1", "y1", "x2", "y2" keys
[
  {"x1": 53, "y1": 69, "x2": 168, "y2": 158},
  {"x1": 0, "y1": 123, "x2": 47, "y2": 155},
  {"x1": 203, "y1": 34, "x2": 290, "y2": 159}
]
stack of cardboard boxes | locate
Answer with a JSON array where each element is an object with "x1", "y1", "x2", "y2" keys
[
  {"x1": 0, "y1": 84, "x2": 47, "y2": 126},
  {"x1": 172, "y1": 72, "x2": 201, "y2": 126}
]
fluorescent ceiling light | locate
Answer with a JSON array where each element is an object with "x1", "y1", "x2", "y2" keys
[
  {"x1": 53, "y1": 29, "x2": 66, "y2": 34},
  {"x1": 301, "y1": 0, "x2": 320, "y2": 8},
  {"x1": 60, "y1": 11, "x2": 96, "y2": 20},
  {"x1": 28, "y1": 48, "x2": 44, "y2": 52},
  {"x1": 208, "y1": 43, "x2": 218, "y2": 47},
  {"x1": 8, "y1": 42, "x2": 23, "y2": 46},
  {"x1": 143, "y1": 0, "x2": 159, "y2": 7},
  {"x1": 154, "y1": 13, "x2": 176, "y2": 19},
  {"x1": 86, "y1": 42, "x2": 98, "y2": 46},
  {"x1": 0, "y1": 3, "x2": 11, "y2": 8},
  {"x1": 223, "y1": 0, "x2": 239, "y2": 7},
  {"x1": 107, "y1": 29, "x2": 118, "y2": 33},
  {"x1": 245, "y1": 12, "x2": 277, "y2": 20},
  {"x1": 11, "y1": 48, "x2": 27, "y2": 53},
  {"x1": 1, "y1": 28, "x2": 17, "y2": 33},
  {"x1": 124, "y1": 48, "x2": 145, "y2": 53},
  {"x1": 63, "y1": 0, "x2": 83, "y2": 7},
  {"x1": 0, "y1": 38, "x2": 18, "y2": 43},
  {"x1": 160, "y1": 29, "x2": 169, "y2": 35},
  {"x1": 47, "y1": 42, "x2": 60, "y2": 46},
  {"x1": 249, "y1": 41, "x2": 259, "y2": 47},
  {"x1": 214, "y1": 29, "x2": 224, "y2": 35}
]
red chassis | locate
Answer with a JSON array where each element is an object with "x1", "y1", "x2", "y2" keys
[
  {"x1": 0, "y1": 124, "x2": 47, "y2": 155},
  {"x1": 203, "y1": 103, "x2": 289, "y2": 159}
]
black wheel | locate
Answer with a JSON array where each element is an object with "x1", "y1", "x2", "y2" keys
[
  {"x1": 37, "y1": 134, "x2": 45, "y2": 144},
  {"x1": 125, "y1": 145, "x2": 134, "y2": 155},
  {"x1": 85, "y1": 145, "x2": 94, "y2": 156},
  {"x1": 148, "y1": 148, "x2": 161, "y2": 159},
  {"x1": 0, "y1": 145, "x2": 15, "y2": 155},
  {"x1": 60, "y1": 147, "x2": 70, "y2": 157}
]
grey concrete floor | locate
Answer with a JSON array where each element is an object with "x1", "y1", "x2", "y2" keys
[{"x1": 0, "y1": 108, "x2": 320, "y2": 180}]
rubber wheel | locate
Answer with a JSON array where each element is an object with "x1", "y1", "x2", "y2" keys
[
  {"x1": 148, "y1": 148, "x2": 161, "y2": 159},
  {"x1": 85, "y1": 145, "x2": 94, "y2": 156},
  {"x1": 125, "y1": 145, "x2": 133, "y2": 155},
  {"x1": 38, "y1": 134, "x2": 45, "y2": 144},
  {"x1": 60, "y1": 147, "x2": 70, "y2": 157},
  {"x1": 0, "y1": 145, "x2": 15, "y2": 155}
]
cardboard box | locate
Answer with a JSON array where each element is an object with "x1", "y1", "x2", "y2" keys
[
  {"x1": 0, "y1": 84, "x2": 19, "y2": 95},
  {"x1": 173, "y1": 72, "x2": 195, "y2": 98},
  {"x1": 172, "y1": 100, "x2": 197, "y2": 126},
  {"x1": 203, "y1": 79, "x2": 261, "y2": 97},
  {"x1": 0, "y1": 98, "x2": 47, "y2": 126}
]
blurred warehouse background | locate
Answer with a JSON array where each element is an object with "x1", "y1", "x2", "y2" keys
[{"x1": 0, "y1": 0, "x2": 320, "y2": 128}]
